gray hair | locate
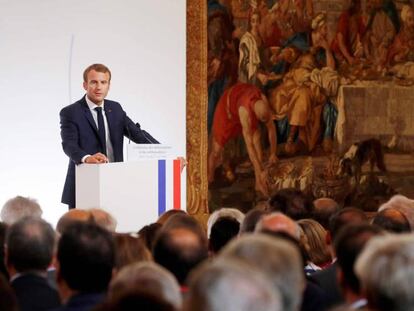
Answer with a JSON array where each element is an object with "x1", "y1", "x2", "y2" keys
[
  {"x1": 378, "y1": 195, "x2": 414, "y2": 230},
  {"x1": 355, "y1": 234, "x2": 414, "y2": 311},
  {"x1": 109, "y1": 261, "x2": 182, "y2": 310},
  {"x1": 207, "y1": 208, "x2": 244, "y2": 238},
  {"x1": 184, "y1": 258, "x2": 282, "y2": 311},
  {"x1": 220, "y1": 234, "x2": 304, "y2": 311},
  {"x1": 255, "y1": 212, "x2": 301, "y2": 240},
  {"x1": 1, "y1": 196, "x2": 42, "y2": 225}
]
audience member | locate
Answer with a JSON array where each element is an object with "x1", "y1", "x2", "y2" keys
[
  {"x1": 109, "y1": 261, "x2": 182, "y2": 310},
  {"x1": 55, "y1": 209, "x2": 92, "y2": 234},
  {"x1": 1, "y1": 196, "x2": 42, "y2": 225},
  {"x1": 5, "y1": 217, "x2": 60, "y2": 311},
  {"x1": 239, "y1": 208, "x2": 268, "y2": 234},
  {"x1": 153, "y1": 214, "x2": 208, "y2": 288},
  {"x1": 184, "y1": 258, "x2": 282, "y2": 311},
  {"x1": 259, "y1": 224, "x2": 329, "y2": 311},
  {"x1": 269, "y1": 188, "x2": 312, "y2": 220},
  {"x1": 298, "y1": 219, "x2": 331, "y2": 274},
  {"x1": 157, "y1": 210, "x2": 187, "y2": 225},
  {"x1": 0, "y1": 274, "x2": 18, "y2": 311},
  {"x1": 334, "y1": 224, "x2": 383, "y2": 310},
  {"x1": 55, "y1": 222, "x2": 115, "y2": 311},
  {"x1": 255, "y1": 212, "x2": 301, "y2": 240},
  {"x1": 96, "y1": 289, "x2": 175, "y2": 311},
  {"x1": 209, "y1": 216, "x2": 240, "y2": 255},
  {"x1": 372, "y1": 208, "x2": 411, "y2": 233},
  {"x1": 138, "y1": 222, "x2": 162, "y2": 250},
  {"x1": 312, "y1": 198, "x2": 340, "y2": 229},
  {"x1": 221, "y1": 234, "x2": 304, "y2": 311},
  {"x1": 207, "y1": 208, "x2": 244, "y2": 238},
  {"x1": 0, "y1": 222, "x2": 9, "y2": 279},
  {"x1": 89, "y1": 208, "x2": 117, "y2": 232},
  {"x1": 310, "y1": 207, "x2": 368, "y2": 308},
  {"x1": 377, "y1": 195, "x2": 414, "y2": 229},
  {"x1": 355, "y1": 234, "x2": 414, "y2": 311},
  {"x1": 113, "y1": 233, "x2": 152, "y2": 270},
  {"x1": 56, "y1": 208, "x2": 117, "y2": 235}
]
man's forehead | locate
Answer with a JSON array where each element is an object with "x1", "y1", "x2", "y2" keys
[{"x1": 87, "y1": 70, "x2": 110, "y2": 81}]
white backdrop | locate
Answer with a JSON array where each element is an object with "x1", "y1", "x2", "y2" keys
[{"x1": 0, "y1": 0, "x2": 186, "y2": 226}]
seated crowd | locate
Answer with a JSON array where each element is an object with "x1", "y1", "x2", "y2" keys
[{"x1": 0, "y1": 191, "x2": 414, "y2": 311}]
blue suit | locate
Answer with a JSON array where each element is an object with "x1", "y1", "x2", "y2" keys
[{"x1": 60, "y1": 96, "x2": 158, "y2": 207}]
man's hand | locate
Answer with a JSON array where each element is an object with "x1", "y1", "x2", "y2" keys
[{"x1": 85, "y1": 153, "x2": 108, "y2": 164}]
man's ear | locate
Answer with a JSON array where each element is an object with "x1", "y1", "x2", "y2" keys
[{"x1": 83, "y1": 81, "x2": 88, "y2": 91}]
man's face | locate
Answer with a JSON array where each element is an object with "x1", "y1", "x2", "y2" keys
[{"x1": 83, "y1": 70, "x2": 110, "y2": 105}]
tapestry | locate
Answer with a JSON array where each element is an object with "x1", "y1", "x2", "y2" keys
[{"x1": 205, "y1": 0, "x2": 414, "y2": 213}]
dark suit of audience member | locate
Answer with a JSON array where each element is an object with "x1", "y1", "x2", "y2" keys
[
  {"x1": 11, "y1": 274, "x2": 61, "y2": 311},
  {"x1": 54, "y1": 222, "x2": 115, "y2": 311},
  {"x1": 5, "y1": 217, "x2": 60, "y2": 311},
  {"x1": 334, "y1": 224, "x2": 383, "y2": 310},
  {"x1": 309, "y1": 208, "x2": 368, "y2": 309}
]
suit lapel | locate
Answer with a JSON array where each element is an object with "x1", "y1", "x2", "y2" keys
[
  {"x1": 104, "y1": 101, "x2": 114, "y2": 134},
  {"x1": 81, "y1": 97, "x2": 98, "y2": 134}
]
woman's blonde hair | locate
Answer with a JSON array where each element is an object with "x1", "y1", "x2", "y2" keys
[{"x1": 298, "y1": 219, "x2": 331, "y2": 265}]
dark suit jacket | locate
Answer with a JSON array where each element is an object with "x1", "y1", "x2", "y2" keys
[
  {"x1": 11, "y1": 273, "x2": 61, "y2": 311},
  {"x1": 60, "y1": 96, "x2": 158, "y2": 207},
  {"x1": 309, "y1": 262, "x2": 344, "y2": 308}
]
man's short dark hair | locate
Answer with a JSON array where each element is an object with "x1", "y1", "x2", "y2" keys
[
  {"x1": 329, "y1": 207, "x2": 368, "y2": 240},
  {"x1": 209, "y1": 217, "x2": 240, "y2": 253},
  {"x1": 153, "y1": 226, "x2": 208, "y2": 285},
  {"x1": 372, "y1": 208, "x2": 411, "y2": 233},
  {"x1": 6, "y1": 217, "x2": 55, "y2": 272},
  {"x1": 269, "y1": 188, "x2": 312, "y2": 220},
  {"x1": 83, "y1": 64, "x2": 111, "y2": 82},
  {"x1": 240, "y1": 208, "x2": 268, "y2": 234},
  {"x1": 57, "y1": 222, "x2": 115, "y2": 293},
  {"x1": 334, "y1": 224, "x2": 382, "y2": 294}
]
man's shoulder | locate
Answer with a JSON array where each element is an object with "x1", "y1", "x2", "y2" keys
[
  {"x1": 104, "y1": 99, "x2": 122, "y2": 109},
  {"x1": 60, "y1": 98, "x2": 87, "y2": 115}
]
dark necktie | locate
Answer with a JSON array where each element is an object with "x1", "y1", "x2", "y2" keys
[{"x1": 94, "y1": 107, "x2": 107, "y2": 155}]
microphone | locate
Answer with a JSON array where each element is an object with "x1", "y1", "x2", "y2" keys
[{"x1": 136, "y1": 123, "x2": 159, "y2": 144}]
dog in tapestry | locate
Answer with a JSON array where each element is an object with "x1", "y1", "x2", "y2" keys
[{"x1": 339, "y1": 139, "x2": 387, "y2": 186}]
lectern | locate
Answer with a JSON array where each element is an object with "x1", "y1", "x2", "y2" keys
[{"x1": 75, "y1": 158, "x2": 183, "y2": 232}]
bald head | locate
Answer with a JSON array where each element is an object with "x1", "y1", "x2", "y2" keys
[
  {"x1": 373, "y1": 208, "x2": 411, "y2": 233},
  {"x1": 56, "y1": 209, "x2": 92, "y2": 234},
  {"x1": 312, "y1": 198, "x2": 339, "y2": 229},
  {"x1": 255, "y1": 212, "x2": 300, "y2": 240}
]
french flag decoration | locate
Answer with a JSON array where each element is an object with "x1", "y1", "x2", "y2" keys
[{"x1": 158, "y1": 159, "x2": 182, "y2": 216}]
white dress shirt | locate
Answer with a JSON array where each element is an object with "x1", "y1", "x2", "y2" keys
[{"x1": 82, "y1": 96, "x2": 115, "y2": 162}]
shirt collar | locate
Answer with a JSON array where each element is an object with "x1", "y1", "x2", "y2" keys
[
  {"x1": 85, "y1": 95, "x2": 105, "y2": 111},
  {"x1": 350, "y1": 298, "x2": 368, "y2": 309}
]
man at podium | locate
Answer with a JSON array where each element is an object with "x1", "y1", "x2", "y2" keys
[{"x1": 60, "y1": 63, "x2": 159, "y2": 209}]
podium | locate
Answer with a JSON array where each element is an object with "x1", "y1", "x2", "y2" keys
[{"x1": 75, "y1": 159, "x2": 183, "y2": 232}]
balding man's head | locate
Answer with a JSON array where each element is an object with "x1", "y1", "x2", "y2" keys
[
  {"x1": 312, "y1": 198, "x2": 339, "y2": 229},
  {"x1": 255, "y1": 212, "x2": 301, "y2": 240}
]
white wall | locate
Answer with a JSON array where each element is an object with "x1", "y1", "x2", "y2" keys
[{"x1": 0, "y1": 0, "x2": 186, "y2": 226}]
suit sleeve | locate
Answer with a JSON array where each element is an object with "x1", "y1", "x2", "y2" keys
[
  {"x1": 123, "y1": 113, "x2": 160, "y2": 144},
  {"x1": 60, "y1": 108, "x2": 89, "y2": 164}
]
